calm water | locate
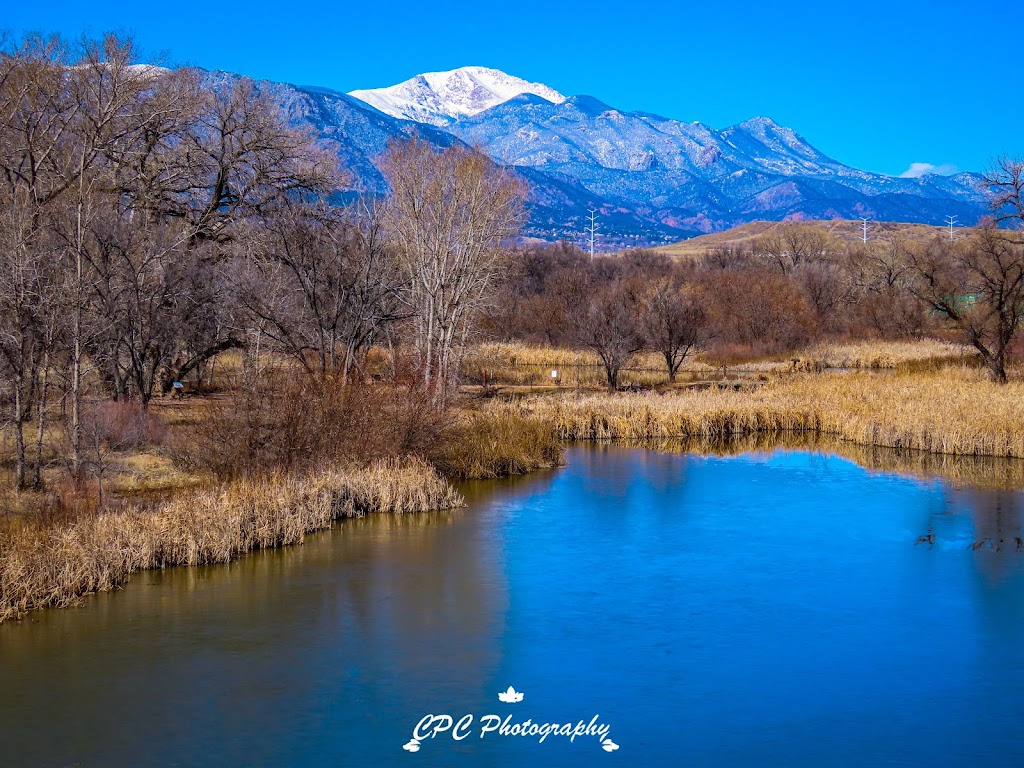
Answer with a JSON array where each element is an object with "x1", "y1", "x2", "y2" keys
[{"x1": 2, "y1": 445, "x2": 1024, "y2": 767}]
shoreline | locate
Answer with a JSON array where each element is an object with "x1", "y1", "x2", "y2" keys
[
  {"x1": 492, "y1": 368, "x2": 1024, "y2": 460},
  {"x1": 5, "y1": 367, "x2": 1024, "y2": 624},
  {"x1": 0, "y1": 458, "x2": 462, "y2": 624}
]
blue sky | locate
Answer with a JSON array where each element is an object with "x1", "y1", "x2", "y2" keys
[{"x1": 4, "y1": 1, "x2": 1016, "y2": 177}]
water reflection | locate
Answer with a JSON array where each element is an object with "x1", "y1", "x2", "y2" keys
[
  {"x1": 623, "y1": 432, "x2": 1024, "y2": 490},
  {"x1": 0, "y1": 446, "x2": 1022, "y2": 767},
  {"x1": 0, "y1": 481, "x2": 535, "y2": 767}
]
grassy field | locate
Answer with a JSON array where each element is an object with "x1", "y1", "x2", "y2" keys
[
  {"x1": 657, "y1": 218, "x2": 960, "y2": 257},
  {"x1": 795, "y1": 339, "x2": 972, "y2": 370},
  {"x1": 461, "y1": 339, "x2": 975, "y2": 390}
]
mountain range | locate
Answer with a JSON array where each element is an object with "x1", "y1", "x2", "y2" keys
[{"x1": 226, "y1": 66, "x2": 989, "y2": 247}]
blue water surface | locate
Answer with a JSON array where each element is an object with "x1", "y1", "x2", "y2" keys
[{"x1": 1, "y1": 445, "x2": 1023, "y2": 767}]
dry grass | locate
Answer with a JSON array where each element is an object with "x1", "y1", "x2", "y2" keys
[
  {"x1": 0, "y1": 457, "x2": 462, "y2": 623},
  {"x1": 430, "y1": 410, "x2": 564, "y2": 479},
  {"x1": 656, "y1": 218, "x2": 956, "y2": 257},
  {"x1": 463, "y1": 342, "x2": 718, "y2": 388},
  {"x1": 462, "y1": 339, "x2": 974, "y2": 389},
  {"x1": 795, "y1": 339, "x2": 974, "y2": 370},
  {"x1": 489, "y1": 368, "x2": 1024, "y2": 459}
]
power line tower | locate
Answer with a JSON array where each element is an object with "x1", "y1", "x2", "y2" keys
[
  {"x1": 944, "y1": 215, "x2": 958, "y2": 241},
  {"x1": 859, "y1": 217, "x2": 871, "y2": 243},
  {"x1": 587, "y1": 209, "x2": 599, "y2": 260}
]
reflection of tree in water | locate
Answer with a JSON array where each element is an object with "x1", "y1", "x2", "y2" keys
[
  {"x1": 914, "y1": 485, "x2": 1024, "y2": 557},
  {"x1": 622, "y1": 431, "x2": 1024, "y2": 554},
  {"x1": 624, "y1": 433, "x2": 1024, "y2": 491},
  {"x1": 332, "y1": 509, "x2": 505, "y2": 675},
  {"x1": 951, "y1": 487, "x2": 1024, "y2": 553},
  {"x1": 323, "y1": 469, "x2": 558, "y2": 692}
]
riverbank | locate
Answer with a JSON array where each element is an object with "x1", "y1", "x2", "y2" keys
[
  {"x1": 0, "y1": 406, "x2": 564, "y2": 624},
  {"x1": 0, "y1": 457, "x2": 462, "y2": 623},
  {"x1": 4, "y1": 362, "x2": 1022, "y2": 624},
  {"x1": 491, "y1": 368, "x2": 1024, "y2": 459}
]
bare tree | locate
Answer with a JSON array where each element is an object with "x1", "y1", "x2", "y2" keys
[
  {"x1": 901, "y1": 157, "x2": 1024, "y2": 382},
  {"x1": 381, "y1": 140, "x2": 525, "y2": 403},
  {"x1": 0, "y1": 35, "x2": 148, "y2": 483},
  {"x1": 573, "y1": 282, "x2": 646, "y2": 390},
  {"x1": 170, "y1": 76, "x2": 342, "y2": 243},
  {"x1": 847, "y1": 235, "x2": 925, "y2": 338},
  {"x1": 641, "y1": 275, "x2": 708, "y2": 382},
  {"x1": 238, "y1": 202, "x2": 404, "y2": 379},
  {"x1": 983, "y1": 156, "x2": 1024, "y2": 227},
  {"x1": 76, "y1": 400, "x2": 151, "y2": 507},
  {"x1": 753, "y1": 223, "x2": 832, "y2": 274},
  {"x1": 0, "y1": 33, "x2": 351, "y2": 493},
  {"x1": 907, "y1": 229, "x2": 1024, "y2": 383},
  {"x1": 0, "y1": 198, "x2": 63, "y2": 487}
]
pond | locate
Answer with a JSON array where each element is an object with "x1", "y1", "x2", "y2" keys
[{"x1": 2, "y1": 444, "x2": 1024, "y2": 767}]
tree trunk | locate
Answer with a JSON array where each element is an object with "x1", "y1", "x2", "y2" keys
[
  {"x1": 70, "y1": 183, "x2": 85, "y2": 482},
  {"x1": 32, "y1": 351, "x2": 51, "y2": 488},
  {"x1": 13, "y1": 376, "x2": 27, "y2": 489}
]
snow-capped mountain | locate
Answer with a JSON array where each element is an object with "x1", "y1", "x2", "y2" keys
[
  {"x1": 196, "y1": 66, "x2": 989, "y2": 246},
  {"x1": 348, "y1": 66, "x2": 566, "y2": 127},
  {"x1": 440, "y1": 92, "x2": 988, "y2": 235},
  {"x1": 195, "y1": 71, "x2": 619, "y2": 240}
]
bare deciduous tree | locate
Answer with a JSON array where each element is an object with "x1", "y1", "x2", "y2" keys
[
  {"x1": 238, "y1": 202, "x2": 404, "y2": 379},
  {"x1": 753, "y1": 223, "x2": 833, "y2": 274},
  {"x1": 573, "y1": 282, "x2": 646, "y2": 390},
  {"x1": 641, "y1": 275, "x2": 708, "y2": 382},
  {"x1": 907, "y1": 229, "x2": 1024, "y2": 383},
  {"x1": 381, "y1": 140, "x2": 525, "y2": 403},
  {"x1": 983, "y1": 156, "x2": 1024, "y2": 227}
]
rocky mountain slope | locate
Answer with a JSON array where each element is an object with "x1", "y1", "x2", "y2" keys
[{"x1": 206, "y1": 67, "x2": 990, "y2": 246}]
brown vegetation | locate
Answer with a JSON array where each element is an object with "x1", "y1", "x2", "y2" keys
[
  {"x1": 430, "y1": 411, "x2": 564, "y2": 479},
  {"x1": 0, "y1": 457, "x2": 462, "y2": 623},
  {"x1": 491, "y1": 368, "x2": 1024, "y2": 458}
]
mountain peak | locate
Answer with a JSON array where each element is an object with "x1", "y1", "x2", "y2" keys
[
  {"x1": 348, "y1": 66, "x2": 565, "y2": 126},
  {"x1": 736, "y1": 116, "x2": 785, "y2": 134}
]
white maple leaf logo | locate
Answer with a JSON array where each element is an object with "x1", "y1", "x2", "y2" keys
[{"x1": 498, "y1": 685, "x2": 524, "y2": 703}]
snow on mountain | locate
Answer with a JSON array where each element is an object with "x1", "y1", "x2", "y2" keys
[
  {"x1": 186, "y1": 66, "x2": 989, "y2": 245},
  {"x1": 439, "y1": 90, "x2": 989, "y2": 235},
  {"x1": 348, "y1": 66, "x2": 566, "y2": 127}
]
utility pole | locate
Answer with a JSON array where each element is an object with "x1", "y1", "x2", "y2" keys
[
  {"x1": 587, "y1": 208, "x2": 599, "y2": 260},
  {"x1": 944, "y1": 215, "x2": 958, "y2": 241},
  {"x1": 859, "y1": 217, "x2": 870, "y2": 243}
]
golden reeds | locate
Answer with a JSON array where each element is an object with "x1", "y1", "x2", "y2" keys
[
  {"x1": 430, "y1": 411, "x2": 564, "y2": 479},
  {"x1": 490, "y1": 367, "x2": 1024, "y2": 459},
  {"x1": 0, "y1": 457, "x2": 462, "y2": 623},
  {"x1": 462, "y1": 342, "x2": 711, "y2": 388},
  {"x1": 798, "y1": 339, "x2": 973, "y2": 370},
  {"x1": 461, "y1": 339, "x2": 976, "y2": 389}
]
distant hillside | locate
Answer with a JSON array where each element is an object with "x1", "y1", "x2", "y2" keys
[
  {"x1": 342, "y1": 67, "x2": 990, "y2": 245},
  {"x1": 656, "y1": 219, "x2": 963, "y2": 256},
  {"x1": 189, "y1": 66, "x2": 992, "y2": 247}
]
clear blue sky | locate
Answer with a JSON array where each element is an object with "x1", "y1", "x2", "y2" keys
[{"x1": 4, "y1": 1, "x2": 1016, "y2": 177}]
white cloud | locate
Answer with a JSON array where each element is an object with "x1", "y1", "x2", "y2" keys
[{"x1": 899, "y1": 162, "x2": 958, "y2": 178}]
